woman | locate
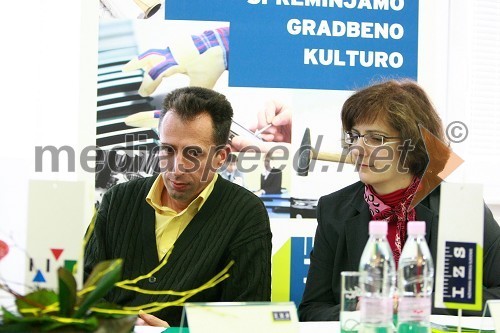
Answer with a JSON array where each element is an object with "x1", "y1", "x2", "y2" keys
[{"x1": 298, "y1": 79, "x2": 500, "y2": 321}]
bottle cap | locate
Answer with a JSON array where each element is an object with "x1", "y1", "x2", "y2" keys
[
  {"x1": 407, "y1": 221, "x2": 426, "y2": 235},
  {"x1": 369, "y1": 221, "x2": 388, "y2": 235}
]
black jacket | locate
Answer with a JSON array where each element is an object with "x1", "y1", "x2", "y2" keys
[
  {"x1": 260, "y1": 168, "x2": 282, "y2": 194},
  {"x1": 299, "y1": 181, "x2": 500, "y2": 321}
]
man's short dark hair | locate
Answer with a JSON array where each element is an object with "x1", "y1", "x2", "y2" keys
[
  {"x1": 159, "y1": 87, "x2": 234, "y2": 146},
  {"x1": 227, "y1": 153, "x2": 238, "y2": 163}
]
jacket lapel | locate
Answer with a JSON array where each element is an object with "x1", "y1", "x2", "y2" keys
[
  {"x1": 415, "y1": 203, "x2": 435, "y2": 243},
  {"x1": 415, "y1": 190, "x2": 440, "y2": 256},
  {"x1": 345, "y1": 184, "x2": 371, "y2": 270}
]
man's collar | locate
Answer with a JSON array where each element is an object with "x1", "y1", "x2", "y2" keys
[{"x1": 146, "y1": 173, "x2": 218, "y2": 214}]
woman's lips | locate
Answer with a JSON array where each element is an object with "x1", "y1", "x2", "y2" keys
[{"x1": 358, "y1": 163, "x2": 373, "y2": 168}]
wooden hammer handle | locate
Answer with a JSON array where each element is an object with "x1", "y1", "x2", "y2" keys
[{"x1": 311, "y1": 150, "x2": 355, "y2": 164}]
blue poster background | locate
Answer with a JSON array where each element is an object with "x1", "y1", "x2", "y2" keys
[
  {"x1": 166, "y1": 1, "x2": 419, "y2": 90},
  {"x1": 290, "y1": 237, "x2": 313, "y2": 306}
]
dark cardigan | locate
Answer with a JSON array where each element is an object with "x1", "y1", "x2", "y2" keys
[{"x1": 84, "y1": 176, "x2": 272, "y2": 326}]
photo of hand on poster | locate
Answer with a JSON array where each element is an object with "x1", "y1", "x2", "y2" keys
[
  {"x1": 97, "y1": 18, "x2": 358, "y2": 218},
  {"x1": 95, "y1": 19, "x2": 296, "y2": 208},
  {"x1": 120, "y1": 20, "x2": 292, "y2": 154},
  {"x1": 230, "y1": 99, "x2": 292, "y2": 154},
  {"x1": 123, "y1": 26, "x2": 229, "y2": 96}
]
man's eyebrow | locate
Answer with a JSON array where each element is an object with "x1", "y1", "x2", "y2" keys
[
  {"x1": 159, "y1": 143, "x2": 176, "y2": 149},
  {"x1": 184, "y1": 145, "x2": 203, "y2": 152}
]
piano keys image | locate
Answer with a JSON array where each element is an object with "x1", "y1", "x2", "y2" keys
[{"x1": 95, "y1": 20, "x2": 160, "y2": 206}]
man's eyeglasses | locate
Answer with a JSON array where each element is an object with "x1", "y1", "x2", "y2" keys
[{"x1": 344, "y1": 131, "x2": 402, "y2": 147}]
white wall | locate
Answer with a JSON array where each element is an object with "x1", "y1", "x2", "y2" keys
[{"x1": 0, "y1": 0, "x2": 97, "y2": 305}]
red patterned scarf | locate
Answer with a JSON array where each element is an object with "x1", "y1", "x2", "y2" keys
[{"x1": 363, "y1": 177, "x2": 421, "y2": 265}]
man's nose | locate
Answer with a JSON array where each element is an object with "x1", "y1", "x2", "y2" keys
[
  {"x1": 171, "y1": 153, "x2": 186, "y2": 174},
  {"x1": 160, "y1": 153, "x2": 185, "y2": 175}
]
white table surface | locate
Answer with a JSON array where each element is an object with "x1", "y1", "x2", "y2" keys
[
  {"x1": 133, "y1": 322, "x2": 339, "y2": 333},
  {"x1": 133, "y1": 315, "x2": 496, "y2": 332},
  {"x1": 430, "y1": 315, "x2": 495, "y2": 330}
]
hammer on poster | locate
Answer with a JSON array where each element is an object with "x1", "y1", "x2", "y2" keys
[
  {"x1": 133, "y1": 0, "x2": 162, "y2": 18},
  {"x1": 297, "y1": 128, "x2": 355, "y2": 176}
]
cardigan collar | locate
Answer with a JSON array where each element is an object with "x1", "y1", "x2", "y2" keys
[{"x1": 140, "y1": 175, "x2": 226, "y2": 274}]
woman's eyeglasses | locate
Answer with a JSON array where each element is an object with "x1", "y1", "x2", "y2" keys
[{"x1": 344, "y1": 131, "x2": 401, "y2": 147}]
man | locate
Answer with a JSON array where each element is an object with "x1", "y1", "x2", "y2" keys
[
  {"x1": 84, "y1": 87, "x2": 272, "y2": 327},
  {"x1": 254, "y1": 153, "x2": 283, "y2": 196},
  {"x1": 219, "y1": 153, "x2": 245, "y2": 187}
]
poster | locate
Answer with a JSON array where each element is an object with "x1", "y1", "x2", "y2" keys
[{"x1": 96, "y1": 0, "x2": 419, "y2": 304}]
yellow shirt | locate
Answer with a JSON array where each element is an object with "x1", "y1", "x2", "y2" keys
[{"x1": 146, "y1": 174, "x2": 218, "y2": 260}]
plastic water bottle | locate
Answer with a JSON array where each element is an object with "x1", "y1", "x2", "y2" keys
[
  {"x1": 397, "y1": 221, "x2": 434, "y2": 333},
  {"x1": 359, "y1": 221, "x2": 396, "y2": 333}
]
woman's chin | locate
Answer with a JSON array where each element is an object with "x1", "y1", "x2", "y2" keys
[{"x1": 357, "y1": 172, "x2": 373, "y2": 185}]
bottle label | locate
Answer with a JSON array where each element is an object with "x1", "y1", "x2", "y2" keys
[
  {"x1": 398, "y1": 297, "x2": 431, "y2": 322},
  {"x1": 360, "y1": 297, "x2": 392, "y2": 323}
]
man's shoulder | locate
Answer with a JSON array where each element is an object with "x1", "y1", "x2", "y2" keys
[
  {"x1": 215, "y1": 177, "x2": 263, "y2": 205},
  {"x1": 212, "y1": 177, "x2": 271, "y2": 231},
  {"x1": 106, "y1": 176, "x2": 155, "y2": 196}
]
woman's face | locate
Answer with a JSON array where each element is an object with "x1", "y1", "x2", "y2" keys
[{"x1": 348, "y1": 119, "x2": 414, "y2": 195}]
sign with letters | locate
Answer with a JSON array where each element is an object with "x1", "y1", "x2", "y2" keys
[
  {"x1": 435, "y1": 183, "x2": 484, "y2": 311},
  {"x1": 182, "y1": 302, "x2": 299, "y2": 333},
  {"x1": 25, "y1": 180, "x2": 88, "y2": 290},
  {"x1": 166, "y1": 0, "x2": 419, "y2": 90}
]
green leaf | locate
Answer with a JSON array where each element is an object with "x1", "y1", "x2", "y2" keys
[
  {"x1": 2, "y1": 306, "x2": 99, "y2": 332},
  {"x1": 90, "y1": 301, "x2": 127, "y2": 319},
  {"x1": 41, "y1": 315, "x2": 98, "y2": 332},
  {"x1": 58, "y1": 267, "x2": 77, "y2": 317},
  {"x1": 1, "y1": 307, "x2": 51, "y2": 331},
  {"x1": 2, "y1": 306, "x2": 21, "y2": 323},
  {"x1": 0, "y1": 322, "x2": 33, "y2": 332},
  {"x1": 74, "y1": 259, "x2": 122, "y2": 318},
  {"x1": 15, "y1": 289, "x2": 58, "y2": 317}
]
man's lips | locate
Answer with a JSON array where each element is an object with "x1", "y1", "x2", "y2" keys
[{"x1": 169, "y1": 179, "x2": 189, "y2": 189}]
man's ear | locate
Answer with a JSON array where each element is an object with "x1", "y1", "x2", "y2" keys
[{"x1": 216, "y1": 144, "x2": 231, "y2": 168}]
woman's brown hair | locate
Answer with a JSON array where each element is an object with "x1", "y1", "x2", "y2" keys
[{"x1": 341, "y1": 79, "x2": 446, "y2": 177}]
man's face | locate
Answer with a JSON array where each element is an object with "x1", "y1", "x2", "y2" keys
[
  {"x1": 264, "y1": 157, "x2": 271, "y2": 171},
  {"x1": 158, "y1": 111, "x2": 227, "y2": 210},
  {"x1": 227, "y1": 162, "x2": 237, "y2": 173}
]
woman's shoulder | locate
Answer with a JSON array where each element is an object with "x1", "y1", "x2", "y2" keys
[{"x1": 320, "y1": 181, "x2": 364, "y2": 202}]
